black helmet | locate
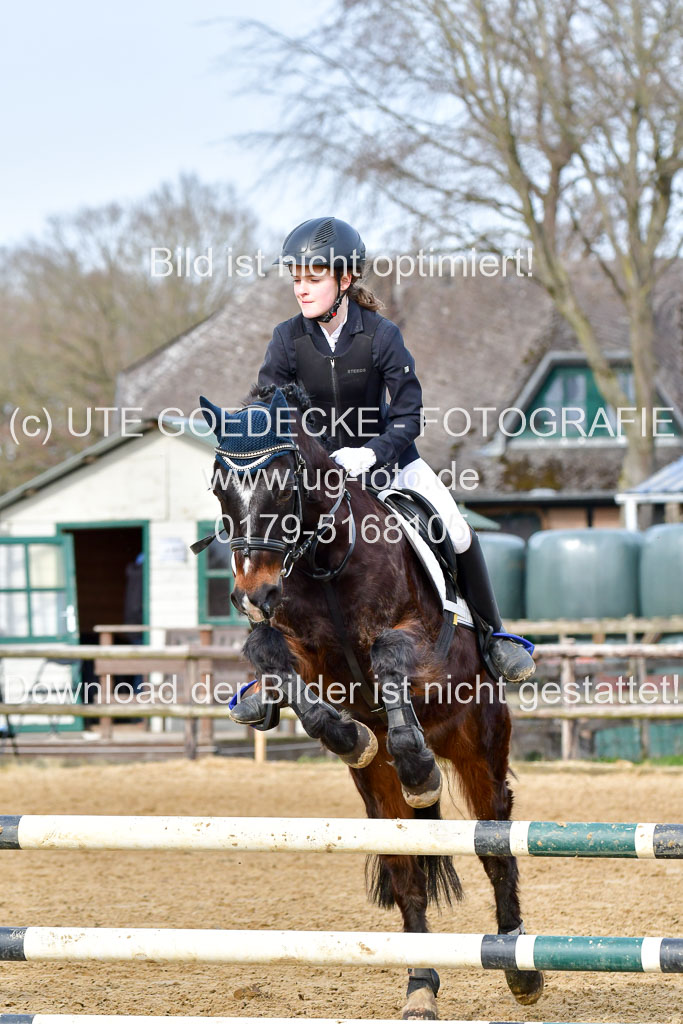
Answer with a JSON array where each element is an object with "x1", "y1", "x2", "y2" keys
[{"x1": 274, "y1": 217, "x2": 366, "y2": 275}]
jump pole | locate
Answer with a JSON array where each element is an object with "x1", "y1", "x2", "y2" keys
[
  {"x1": 0, "y1": 928, "x2": 681, "y2": 972},
  {"x1": 0, "y1": 1018, "x2": 654, "y2": 1024},
  {"x1": 1, "y1": 815, "x2": 681, "y2": 858},
  {"x1": 0, "y1": 1018, "x2": 651, "y2": 1024}
]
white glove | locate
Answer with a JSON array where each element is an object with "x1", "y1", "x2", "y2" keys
[{"x1": 331, "y1": 446, "x2": 377, "y2": 477}]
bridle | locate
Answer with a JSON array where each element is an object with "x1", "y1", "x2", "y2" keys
[{"x1": 191, "y1": 434, "x2": 357, "y2": 584}]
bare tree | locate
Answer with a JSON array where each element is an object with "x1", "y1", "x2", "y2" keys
[
  {"x1": 235, "y1": 0, "x2": 683, "y2": 489},
  {"x1": 0, "y1": 174, "x2": 257, "y2": 492}
]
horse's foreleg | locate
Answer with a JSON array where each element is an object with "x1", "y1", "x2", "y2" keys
[
  {"x1": 243, "y1": 625, "x2": 377, "y2": 768},
  {"x1": 370, "y1": 629, "x2": 441, "y2": 808}
]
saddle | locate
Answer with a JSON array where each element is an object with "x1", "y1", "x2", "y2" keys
[{"x1": 370, "y1": 486, "x2": 475, "y2": 660}]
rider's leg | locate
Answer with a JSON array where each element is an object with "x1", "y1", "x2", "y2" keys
[
  {"x1": 391, "y1": 458, "x2": 535, "y2": 683},
  {"x1": 392, "y1": 457, "x2": 471, "y2": 554},
  {"x1": 456, "y1": 526, "x2": 535, "y2": 682}
]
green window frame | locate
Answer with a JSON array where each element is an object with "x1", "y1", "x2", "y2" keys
[
  {"x1": 197, "y1": 521, "x2": 242, "y2": 625},
  {"x1": 0, "y1": 536, "x2": 78, "y2": 642},
  {"x1": 522, "y1": 365, "x2": 680, "y2": 439}
]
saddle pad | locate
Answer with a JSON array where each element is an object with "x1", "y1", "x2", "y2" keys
[{"x1": 376, "y1": 488, "x2": 474, "y2": 630}]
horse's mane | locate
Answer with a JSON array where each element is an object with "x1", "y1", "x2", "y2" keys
[{"x1": 244, "y1": 382, "x2": 337, "y2": 458}]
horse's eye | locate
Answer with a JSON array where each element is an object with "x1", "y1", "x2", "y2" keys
[{"x1": 277, "y1": 487, "x2": 294, "y2": 504}]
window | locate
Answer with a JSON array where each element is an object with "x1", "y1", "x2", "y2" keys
[
  {"x1": 0, "y1": 539, "x2": 75, "y2": 640},
  {"x1": 196, "y1": 522, "x2": 242, "y2": 625},
  {"x1": 521, "y1": 365, "x2": 680, "y2": 440}
]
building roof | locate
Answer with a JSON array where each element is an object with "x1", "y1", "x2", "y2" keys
[
  {"x1": 0, "y1": 418, "x2": 214, "y2": 513},
  {"x1": 115, "y1": 260, "x2": 683, "y2": 497},
  {"x1": 458, "y1": 506, "x2": 500, "y2": 530},
  {"x1": 619, "y1": 454, "x2": 683, "y2": 498}
]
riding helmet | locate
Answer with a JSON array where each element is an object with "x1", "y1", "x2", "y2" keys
[{"x1": 273, "y1": 217, "x2": 366, "y2": 274}]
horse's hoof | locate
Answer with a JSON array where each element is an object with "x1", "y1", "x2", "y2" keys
[
  {"x1": 505, "y1": 967, "x2": 545, "y2": 1005},
  {"x1": 401, "y1": 985, "x2": 438, "y2": 1019},
  {"x1": 340, "y1": 722, "x2": 378, "y2": 769},
  {"x1": 401, "y1": 763, "x2": 442, "y2": 808}
]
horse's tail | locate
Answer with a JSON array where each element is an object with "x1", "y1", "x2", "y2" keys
[{"x1": 364, "y1": 802, "x2": 464, "y2": 910}]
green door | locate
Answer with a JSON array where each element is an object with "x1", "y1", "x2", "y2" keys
[{"x1": 0, "y1": 535, "x2": 82, "y2": 731}]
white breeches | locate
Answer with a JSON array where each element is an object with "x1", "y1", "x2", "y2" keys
[{"x1": 390, "y1": 457, "x2": 473, "y2": 554}]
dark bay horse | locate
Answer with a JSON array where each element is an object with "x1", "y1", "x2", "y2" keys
[{"x1": 198, "y1": 383, "x2": 543, "y2": 1021}]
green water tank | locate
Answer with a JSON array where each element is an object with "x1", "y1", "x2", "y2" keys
[
  {"x1": 640, "y1": 525, "x2": 683, "y2": 617},
  {"x1": 479, "y1": 533, "x2": 526, "y2": 619},
  {"x1": 525, "y1": 529, "x2": 642, "y2": 620}
]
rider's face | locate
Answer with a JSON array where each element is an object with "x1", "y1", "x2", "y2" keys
[{"x1": 291, "y1": 266, "x2": 351, "y2": 319}]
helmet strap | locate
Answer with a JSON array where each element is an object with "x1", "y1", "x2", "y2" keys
[{"x1": 315, "y1": 270, "x2": 346, "y2": 324}]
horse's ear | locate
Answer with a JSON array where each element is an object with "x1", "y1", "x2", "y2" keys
[
  {"x1": 269, "y1": 387, "x2": 289, "y2": 424},
  {"x1": 269, "y1": 387, "x2": 287, "y2": 412},
  {"x1": 199, "y1": 396, "x2": 223, "y2": 438}
]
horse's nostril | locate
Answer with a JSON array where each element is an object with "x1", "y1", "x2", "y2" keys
[{"x1": 251, "y1": 584, "x2": 282, "y2": 617}]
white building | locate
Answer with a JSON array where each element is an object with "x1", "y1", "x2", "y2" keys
[{"x1": 0, "y1": 420, "x2": 244, "y2": 727}]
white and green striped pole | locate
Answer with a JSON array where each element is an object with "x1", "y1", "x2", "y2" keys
[
  {"x1": 0, "y1": 928, "x2": 681, "y2": 972},
  {"x1": 0, "y1": 816, "x2": 681, "y2": 858}
]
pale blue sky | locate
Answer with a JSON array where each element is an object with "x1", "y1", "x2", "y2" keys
[{"x1": 1, "y1": 0, "x2": 366, "y2": 249}]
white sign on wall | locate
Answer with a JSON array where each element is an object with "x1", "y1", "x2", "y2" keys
[{"x1": 156, "y1": 537, "x2": 188, "y2": 563}]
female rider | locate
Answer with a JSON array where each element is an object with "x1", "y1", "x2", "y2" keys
[{"x1": 231, "y1": 217, "x2": 534, "y2": 723}]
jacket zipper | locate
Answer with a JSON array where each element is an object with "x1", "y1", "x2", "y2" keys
[
  {"x1": 331, "y1": 356, "x2": 342, "y2": 407},
  {"x1": 329, "y1": 358, "x2": 340, "y2": 442}
]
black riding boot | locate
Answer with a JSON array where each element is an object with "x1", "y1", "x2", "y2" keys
[
  {"x1": 456, "y1": 529, "x2": 535, "y2": 683},
  {"x1": 229, "y1": 681, "x2": 279, "y2": 727}
]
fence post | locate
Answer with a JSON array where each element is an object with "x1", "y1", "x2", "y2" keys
[
  {"x1": 184, "y1": 655, "x2": 199, "y2": 760},
  {"x1": 636, "y1": 652, "x2": 650, "y2": 760},
  {"x1": 98, "y1": 631, "x2": 113, "y2": 740},
  {"x1": 560, "y1": 638, "x2": 577, "y2": 760},
  {"x1": 198, "y1": 626, "x2": 214, "y2": 747},
  {"x1": 254, "y1": 729, "x2": 267, "y2": 764}
]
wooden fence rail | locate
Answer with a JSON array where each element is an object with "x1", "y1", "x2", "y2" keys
[{"x1": 1, "y1": 636, "x2": 682, "y2": 762}]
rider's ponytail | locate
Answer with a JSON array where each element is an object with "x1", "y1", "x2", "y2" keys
[{"x1": 348, "y1": 274, "x2": 384, "y2": 312}]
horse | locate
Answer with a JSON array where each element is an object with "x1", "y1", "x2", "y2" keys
[{"x1": 197, "y1": 382, "x2": 544, "y2": 1021}]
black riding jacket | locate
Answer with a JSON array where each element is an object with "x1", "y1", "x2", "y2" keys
[{"x1": 257, "y1": 299, "x2": 422, "y2": 470}]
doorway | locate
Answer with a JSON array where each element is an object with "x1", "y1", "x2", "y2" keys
[{"x1": 58, "y1": 523, "x2": 148, "y2": 701}]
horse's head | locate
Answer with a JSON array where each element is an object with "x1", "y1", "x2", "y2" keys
[{"x1": 199, "y1": 384, "x2": 339, "y2": 622}]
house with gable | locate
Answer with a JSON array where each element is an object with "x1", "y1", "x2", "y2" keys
[{"x1": 116, "y1": 260, "x2": 683, "y2": 538}]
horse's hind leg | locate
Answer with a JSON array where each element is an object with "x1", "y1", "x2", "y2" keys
[
  {"x1": 350, "y1": 734, "x2": 461, "y2": 1020},
  {"x1": 243, "y1": 625, "x2": 377, "y2": 767},
  {"x1": 370, "y1": 629, "x2": 441, "y2": 808},
  {"x1": 432, "y1": 707, "x2": 544, "y2": 1007}
]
